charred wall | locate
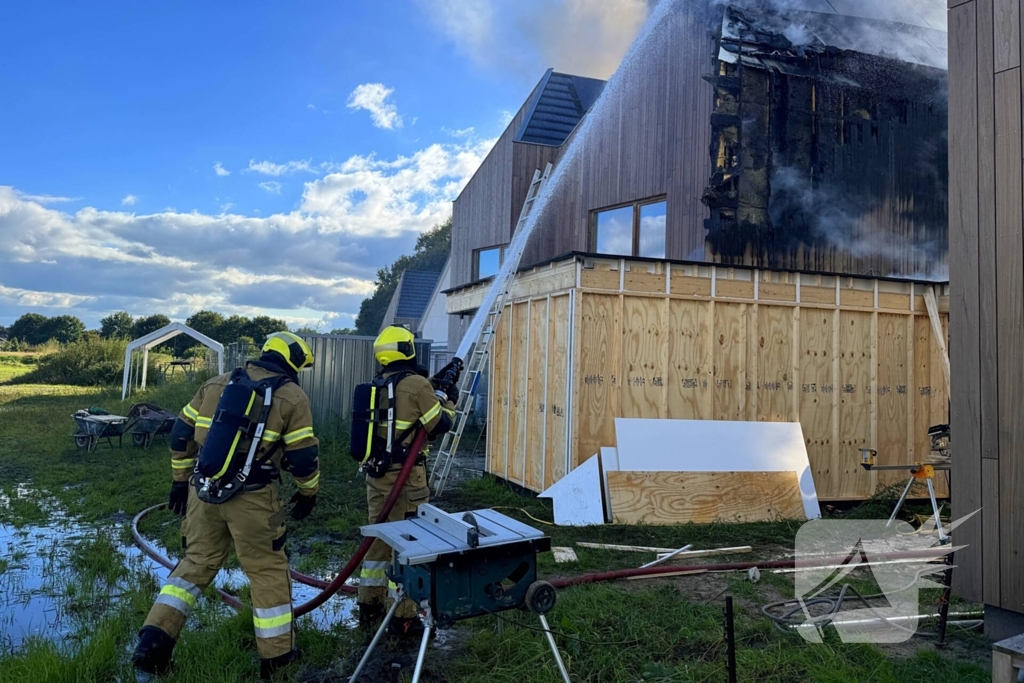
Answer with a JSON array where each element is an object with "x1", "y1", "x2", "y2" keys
[{"x1": 703, "y1": 6, "x2": 948, "y2": 277}]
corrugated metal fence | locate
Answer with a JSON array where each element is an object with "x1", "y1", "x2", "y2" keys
[
  {"x1": 297, "y1": 334, "x2": 431, "y2": 427},
  {"x1": 204, "y1": 335, "x2": 431, "y2": 428}
]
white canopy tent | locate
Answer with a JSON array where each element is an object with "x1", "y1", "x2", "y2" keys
[{"x1": 122, "y1": 322, "x2": 224, "y2": 399}]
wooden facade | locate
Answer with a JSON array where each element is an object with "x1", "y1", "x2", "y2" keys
[
  {"x1": 948, "y1": 0, "x2": 1024, "y2": 614},
  {"x1": 447, "y1": 255, "x2": 950, "y2": 502}
]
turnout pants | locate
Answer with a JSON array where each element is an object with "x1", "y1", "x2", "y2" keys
[
  {"x1": 358, "y1": 462, "x2": 429, "y2": 619},
  {"x1": 143, "y1": 484, "x2": 293, "y2": 659}
]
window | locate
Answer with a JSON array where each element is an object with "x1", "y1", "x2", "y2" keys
[
  {"x1": 474, "y1": 245, "x2": 505, "y2": 279},
  {"x1": 591, "y1": 198, "x2": 667, "y2": 259}
]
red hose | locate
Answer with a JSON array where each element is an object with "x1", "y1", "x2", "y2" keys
[
  {"x1": 131, "y1": 429, "x2": 428, "y2": 616},
  {"x1": 549, "y1": 548, "x2": 951, "y2": 589}
]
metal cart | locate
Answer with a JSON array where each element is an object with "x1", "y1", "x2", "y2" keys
[
  {"x1": 127, "y1": 403, "x2": 176, "y2": 449},
  {"x1": 72, "y1": 411, "x2": 130, "y2": 452}
]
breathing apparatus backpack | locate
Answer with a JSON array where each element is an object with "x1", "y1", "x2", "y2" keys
[
  {"x1": 350, "y1": 370, "x2": 416, "y2": 478},
  {"x1": 192, "y1": 368, "x2": 291, "y2": 504}
]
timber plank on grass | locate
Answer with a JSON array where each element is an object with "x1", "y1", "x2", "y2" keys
[{"x1": 607, "y1": 471, "x2": 806, "y2": 525}]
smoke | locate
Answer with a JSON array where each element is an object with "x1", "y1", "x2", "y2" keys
[
  {"x1": 769, "y1": 167, "x2": 947, "y2": 280},
  {"x1": 418, "y1": 0, "x2": 652, "y2": 80}
]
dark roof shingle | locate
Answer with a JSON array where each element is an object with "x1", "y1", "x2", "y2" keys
[
  {"x1": 516, "y1": 71, "x2": 606, "y2": 147},
  {"x1": 395, "y1": 270, "x2": 442, "y2": 320}
]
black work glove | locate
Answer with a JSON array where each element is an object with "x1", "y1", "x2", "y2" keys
[
  {"x1": 168, "y1": 481, "x2": 189, "y2": 516},
  {"x1": 432, "y1": 359, "x2": 463, "y2": 388},
  {"x1": 289, "y1": 492, "x2": 317, "y2": 521}
]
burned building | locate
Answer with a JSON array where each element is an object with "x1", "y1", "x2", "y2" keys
[
  {"x1": 704, "y1": 5, "x2": 949, "y2": 276},
  {"x1": 448, "y1": 1, "x2": 949, "y2": 348}
]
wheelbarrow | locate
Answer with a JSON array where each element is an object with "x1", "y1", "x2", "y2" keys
[
  {"x1": 72, "y1": 411, "x2": 131, "y2": 452},
  {"x1": 127, "y1": 402, "x2": 176, "y2": 449}
]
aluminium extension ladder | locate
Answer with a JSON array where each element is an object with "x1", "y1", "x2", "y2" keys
[{"x1": 429, "y1": 162, "x2": 553, "y2": 496}]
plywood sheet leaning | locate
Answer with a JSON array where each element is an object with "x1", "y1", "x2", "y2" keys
[
  {"x1": 575, "y1": 293, "x2": 620, "y2": 469},
  {"x1": 613, "y1": 418, "x2": 821, "y2": 519},
  {"x1": 525, "y1": 298, "x2": 548, "y2": 491},
  {"x1": 545, "y1": 294, "x2": 570, "y2": 489},
  {"x1": 487, "y1": 308, "x2": 511, "y2": 477},
  {"x1": 507, "y1": 302, "x2": 529, "y2": 486},
  {"x1": 607, "y1": 471, "x2": 806, "y2": 524}
]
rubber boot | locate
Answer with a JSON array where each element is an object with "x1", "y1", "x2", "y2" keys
[
  {"x1": 131, "y1": 625, "x2": 176, "y2": 675},
  {"x1": 358, "y1": 603, "x2": 385, "y2": 631},
  {"x1": 260, "y1": 648, "x2": 302, "y2": 680}
]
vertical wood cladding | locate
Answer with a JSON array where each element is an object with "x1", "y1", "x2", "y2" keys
[
  {"x1": 519, "y1": 5, "x2": 716, "y2": 270},
  {"x1": 950, "y1": 0, "x2": 1024, "y2": 614}
]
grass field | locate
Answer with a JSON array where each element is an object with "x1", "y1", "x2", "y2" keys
[
  {"x1": 0, "y1": 379, "x2": 992, "y2": 682},
  {"x1": 0, "y1": 352, "x2": 39, "y2": 382}
]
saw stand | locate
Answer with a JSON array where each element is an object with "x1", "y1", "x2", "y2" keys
[
  {"x1": 859, "y1": 449, "x2": 951, "y2": 542},
  {"x1": 348, "y1": 504, "x2": 570, "y2": 683}
]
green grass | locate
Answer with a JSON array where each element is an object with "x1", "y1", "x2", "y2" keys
[{"x1": 0, "y1": 380, "x2": 992, "y2": 681}]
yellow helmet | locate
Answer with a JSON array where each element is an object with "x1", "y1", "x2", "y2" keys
[
  {"x1": 374, "y1": 326, "x2": 415, "y2": 366},
  {"x1": 262, "y1": 331, "x2": 314, "y2": 372}
]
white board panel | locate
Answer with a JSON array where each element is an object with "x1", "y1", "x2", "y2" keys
[
  {"x1": 538, "y1": 454, "x2": 605, "y2": 526},
  {"x1": 613, "y1": 419, "x2": 820, "y2": 519}
]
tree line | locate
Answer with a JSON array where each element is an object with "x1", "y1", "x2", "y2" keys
[{"x1": 1, "y1": 311, "x2": 289, "y2": 351}]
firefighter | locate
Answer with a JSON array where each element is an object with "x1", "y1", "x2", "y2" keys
[
  {"x1": 132, "y1": 331, "x2": 320, "y2": 679},
  {"x1": 358, "y1": 325, "x2": 458, "y2": 635}
]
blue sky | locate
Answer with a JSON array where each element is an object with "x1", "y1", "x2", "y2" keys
[{"x1": 0, "y1": 1, "x2": 649, "y2": 330}]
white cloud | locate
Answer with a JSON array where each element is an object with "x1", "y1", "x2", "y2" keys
[
  {"x1": 247, "y1": 159, "x2": 316, "y2": 176},
  {"x1": 498, "y1": 109, "x2": 515, "y2": 127},
  {"x1": 16, "y1": 192, "x2": 79, "y2": 204},
  {"x1": 443, "y1": 126, "x2": 475, "y2": 138},
  {"x1": 0, "y1": 136, "x2": 495, "y2": 327},
  {"x1": 220, "y1": 202, "x2": 235, "y2": 212},
  {"x1": 121, "y1": 194, "x2": 137, "y2": 206},
  {"x1": 213, "y1": 162, "x2": 231, "y2": 177},
  {"x1": 307, "y1": 103, "x2": 316, "y2": 110},
  {"x1": 347, "y1": 83, "x2": 403, "y2": 130},
  {"x1": 258, "y1": 181, "x2": 283, "y2": 195},
  {"x1": 419, "y1": 0, "x2": 648, "y2": 79}
]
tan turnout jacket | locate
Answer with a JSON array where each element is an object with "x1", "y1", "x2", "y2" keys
[{"x1": 171, "y1": 363, "x2": 320, "y2": 495}]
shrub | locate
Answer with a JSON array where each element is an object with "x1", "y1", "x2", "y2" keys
[{"x1": 10, "y1": 338, "x2": 155, "y2": 386}]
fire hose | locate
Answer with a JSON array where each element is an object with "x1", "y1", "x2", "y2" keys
[
  {"x1": 131, "y1": 428, "x2": 428, "y2": 617},
  {"x1": 132, "y1": 428, "x2": 952, "y2": 617}
]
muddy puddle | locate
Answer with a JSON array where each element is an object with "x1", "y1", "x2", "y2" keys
[{"x1": 0, "y1": 486, "x2": 356, "y2": 650}]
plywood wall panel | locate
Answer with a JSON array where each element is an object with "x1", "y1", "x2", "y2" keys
[
  {"x1": 755, "y1": 306, "x2": 794, "y2": 423},
  {"x1": 713, "y1": 303, "x2": 747, "y2": 420},
  {"x1": 507, "y1": 302, "x2": 530, "y2": 486},
  {"x1": 545, "y1": 295, "x2": 570, "y2": 488},
  {"x1": 875, "y1": 315, "x2": 910, "y2": 488},
  {"x1": 488, "y1": 308, "x2": 511, "y2": 477},
  {"x1": 621, "y1": 297, "x2": 666, "y2": 419},
  {"x1": 667, "y1": 299, "x2": 712, "y2": 420},
  {"x1": 994, "y1": 0, "x2": 1020, "y2": 71},
  {"x1": 484, "y1": 261, "x2": 947, "y2": 503},
  {"x1": 525, "y1": 298, "x2": 548, "y2": 491},
  {"x1": 800, "y1": 309, "x2": 836, "y2": 498},
  {"x1": 838, "y1": 311, "x2": 873, "y2": 498},
  {"x1": 575, "y1": 294, "x2": 620, "y2": 467}
]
